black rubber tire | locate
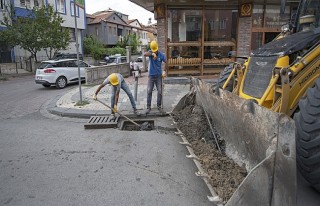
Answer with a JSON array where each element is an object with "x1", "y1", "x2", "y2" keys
[
  {"x1": 55, "y1": 76, "x2": 67, "y2": 89},
  {"x1": 294, "y1": 78, "x2": 320, "y2": 192},
  {"x1": 42, "y1": 84, "x2": 50, "y2": 88},
  {"x1": 217, "y1": 64, "x2": 234, "y2": 92}
]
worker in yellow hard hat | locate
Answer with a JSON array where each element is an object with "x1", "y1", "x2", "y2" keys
[
  {"x1": 93, "y1": 73, "x2": 139, "y2": 118},
  {"x1": 144, "y1": 40, "x2": 167, "y2": 114}
]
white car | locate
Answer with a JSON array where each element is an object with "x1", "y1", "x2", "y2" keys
[{"x1": 35, "y1": 59, "x2": 90, "y2": 89}]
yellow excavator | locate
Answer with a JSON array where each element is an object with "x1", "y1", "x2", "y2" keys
[{"x1": 175, "y1": 0, "x2": 319, "y2": 205}]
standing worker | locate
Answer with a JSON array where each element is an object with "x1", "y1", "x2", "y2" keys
[
  {"x1": 144, "y1": 41, "x2": 167, "y2": 114},
  {"x1": 93, "y1": 73, "x2": 140, "y2": 118}
]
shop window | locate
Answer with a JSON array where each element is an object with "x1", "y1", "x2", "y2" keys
[
  {"x1": 219, "y1": 19, "x2": 227, "y2": 30},
  {"x1": 167, "y1": 9, "x2": 202, "y2": 42},
  {"x1": 251, "y1": 32, "x2": 263, "y2": 50}
]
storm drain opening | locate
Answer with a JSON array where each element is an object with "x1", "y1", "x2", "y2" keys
[
  {"x1": 119, "y1": 119, "x2": 155, "y2": 131},
  {"x1": 84, "y1": 116, "x2": 120, "y2": 129}
]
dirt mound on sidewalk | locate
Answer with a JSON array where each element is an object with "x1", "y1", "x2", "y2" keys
[{"x1": 173, "y1": 104, "x2": 247, "y2": 203}]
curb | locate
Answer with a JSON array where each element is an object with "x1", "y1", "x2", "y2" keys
[{"x1": 47, "y1": 94, "x2": 170, "y2": 119}]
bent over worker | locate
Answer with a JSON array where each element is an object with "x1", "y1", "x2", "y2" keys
[
  {"x1": 93, "y1": 73, "x2": 139, "y2": 118},
  {"x1": 144, "y1": 40, "x2": 166, "y2": 114}
]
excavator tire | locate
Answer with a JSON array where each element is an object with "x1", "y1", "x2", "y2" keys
[
  {"x1": 294, "y1": 77, "x2": 320, "y2": 192},
  {"x1": 217, "y1": 64, "x2": 234, "y2": 91}
]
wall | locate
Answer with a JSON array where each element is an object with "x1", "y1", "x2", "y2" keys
[
  {"x1": 47, "y1": 0, "x2": 86, "y2": 29},
  {"x1": 85, "y1": 63, "x2": 130, "y2": 84},
  {"x1": 237, "y1": 16, "x2": 252, "y2": 57},
  {"x1": 10, "y1": 0, "x2": 86, "y2": 61}
]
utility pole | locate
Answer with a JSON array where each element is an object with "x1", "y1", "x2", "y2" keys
[{"x1": 74, "y1": 1, "x2": 82, "y2": 104}]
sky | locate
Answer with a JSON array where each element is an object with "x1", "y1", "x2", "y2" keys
[{"x1": 85, "y1": 0, "x2": 156, "y2": 25}]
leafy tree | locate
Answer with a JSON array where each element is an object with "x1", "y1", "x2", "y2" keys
[
  {"x1": 116, "y1": 33, "x2": 142, "y2": 53},
  {"x1": 0, "y1": 5, "x2": 70, "y2": 62},
  {"x1": 84, "y1": 36, "x2": 107, "y2": 59},
  {"x1": 38, "y1": 6, "x2": 70, "y2": 59},
  {"x1": 84, "y1": 36, "x2": 125, "y2": 60},
  {"x1": 0, "y1": 3, "x2": 19, "y2": 48}
]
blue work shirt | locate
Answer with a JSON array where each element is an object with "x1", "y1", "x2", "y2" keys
[{"x1": 148, "y1": 50, "x2": 166, "y2": 77}]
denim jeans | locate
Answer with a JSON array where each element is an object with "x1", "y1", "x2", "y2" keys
[
  {"x1": 111, "y1": 80, "x2": 136, "y2": 113},
  {"x1": 147, "y1": 75, "x2": 162, "y2": 108}
]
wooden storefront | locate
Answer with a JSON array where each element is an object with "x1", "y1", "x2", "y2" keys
[{"x1": 130, "y1": 0, "x2": 299, "y2": 76}]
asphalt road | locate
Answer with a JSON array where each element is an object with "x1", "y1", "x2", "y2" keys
[
  {"x1": 0, "y1": 75, "x2": 211, "y2": 206},
  {"x1": 0, "y1": 75, "x2": 319, "y2": 206}
]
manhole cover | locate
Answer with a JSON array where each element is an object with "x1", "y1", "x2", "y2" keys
[{"x1": 84, "y1": 116, "x2": 119, "y2": 129}]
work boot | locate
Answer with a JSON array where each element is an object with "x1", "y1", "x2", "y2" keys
[
  {"x1": 109, "y1": 113, "x2": 115, "y2": 120},
  {"x1": 146, "y1": 107, "x2": 151, "y2": 114},
  {"x1": 158, "y1": 106, "x2": 164, "y2": 114},
  {"x1": 133, "y1": 108, "x2": 140, "y2": 116}
]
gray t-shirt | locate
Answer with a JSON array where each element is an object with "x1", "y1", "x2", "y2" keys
[{"x1": 103, "y1": 73, "x2": 123, "y2": 92}]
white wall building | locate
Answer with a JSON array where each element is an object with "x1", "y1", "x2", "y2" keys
[{"x1": 0, "y1": 0, "x2": 86, "y2": 62}]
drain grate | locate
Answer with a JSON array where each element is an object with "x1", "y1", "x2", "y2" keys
[
  {"x1": 84, "y1": 116, "x2": 120, "y2": 129},
  {"x1": 119, "y1": 119, "x2": 154, "y2": 131}
]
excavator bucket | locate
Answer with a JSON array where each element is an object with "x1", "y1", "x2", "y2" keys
[{"x1": 174, "y1": 78, "x2": 297, "y2": 205}]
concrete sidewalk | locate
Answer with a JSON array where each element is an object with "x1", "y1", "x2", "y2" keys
[{"x1": 47, "y1": 74, "x2": 195, "y2": 119}]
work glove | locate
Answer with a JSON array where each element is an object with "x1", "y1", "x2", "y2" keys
[
  {"x1": 113, "y1": 105, "x2": 117, "y2": 113},
  {"x1": 93, "y1": 94, "x2": 97, "y2": 100},
  {"x1": 152, "y1": 53, "x2": 157, "y2": 60},
  {"x1": 162, "y1": 70, "x2": 166, "y2": 78}
]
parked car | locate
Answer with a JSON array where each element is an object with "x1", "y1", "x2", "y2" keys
[
  {"x1": 136, "y1": 56, "x2": 149, "y2": 62},
  {"x1": 99, "y1": 55, "x2": 127, "y2": 65},
  {"x1": 51, "y1": 52, "x2": 84, "y2": 60},
  {"x1": 137, "y1": 56, "x2": 143, "y2": 62},
  {"x1": 35, "y1": 59, "x2": 90, "y2": 89}
]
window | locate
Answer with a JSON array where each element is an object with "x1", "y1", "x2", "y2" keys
[
  {"x1": 34, "y1": 0, "x2": 39, "y2": 7},
  {"x1": 70, "y1": 28, "x2": 76, "y2": 41},
  {"x1": 70, "y1": 1, "x2": 79, "y2": 17},
  {"x1": 167, "y1": 9, "x2": 203, "y2": 42},
  {"x1": 1, "y1": 0, "x2": 5, "y2": 10},
  {"x1": 219, "y1": 19, "x2": 227, "y2": 30},
  {"x1": 113, "y1": 27, "x2": 116, "y2": 36},
  {"x1": 95, "y1": 27, "x2": 98, "y2": 36},
  {"x1": 20, "y1": 0, "x2": 31, "y2": 7},
  {"x1": 56, "y1": 0, "x2": 66, "y2": 14}
]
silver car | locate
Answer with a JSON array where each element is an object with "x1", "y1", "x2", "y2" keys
[{"x1": 35, "y1": 59, "x2": 90, "y2": 89}]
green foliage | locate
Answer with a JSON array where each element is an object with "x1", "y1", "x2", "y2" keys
[
  {"x1": 84, "y1": 36, "x2": 125, "y2": 59},
  {"x1": 105, "y1": 47, "x2": 126, "y2": 56},
  {"x1": 83, "y1": 36, "x2": 107, "y2": 59},
  {"x1": 0, "y1": 5, "x2": 70, "y2": 62},
  {"x1": 116, "y1": 33, "x2": 142, "y2": 53}
]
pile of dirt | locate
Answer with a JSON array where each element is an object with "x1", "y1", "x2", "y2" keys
[{"x1": 173, "y1": 104, "x2": 247, "y2": 204}]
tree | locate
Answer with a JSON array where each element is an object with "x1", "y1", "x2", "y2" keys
[
  {"x1": 38, "y1": 6, "x2": 70, "y2": 59},
  {"x1": 116, "y1": 33, "x2": 142, "y2": 53},
  {"x1": 0, "y1": 4, "x2": 70, "y2": 62}
]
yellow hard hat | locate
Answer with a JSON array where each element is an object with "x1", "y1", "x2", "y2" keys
[
  {"x1": 150, "y1": 41, "x2": 158, "y2": 52},
  {"x1": 109, "y1": 73, "x2": 119, "y2": 85}
]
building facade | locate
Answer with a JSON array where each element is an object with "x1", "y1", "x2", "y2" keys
[
  {"x1": 130, "y1": 0, "x2": 299, "y2": 76},
  {"x1": 85, "y1": 9, "x2": 156, "y2": 53},
  {"x1": 0, "y1": 0, "x2": 86, "y2": 63}
]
